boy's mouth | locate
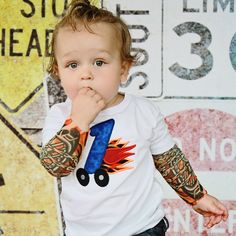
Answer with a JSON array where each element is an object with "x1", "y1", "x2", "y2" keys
[{"x1": 83, "y1": 86, "x2": 92, "y2": 90}]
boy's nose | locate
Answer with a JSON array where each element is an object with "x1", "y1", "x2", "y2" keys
[
  {"x1": 80, "y1": 67, "x2": 93, "y2": 80},
  {"x1": 81, "y1": 74, "x2": 92, "y2": 80}
]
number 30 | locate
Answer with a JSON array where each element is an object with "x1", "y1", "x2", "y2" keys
[{"x1": 169, "y1": 22, "x2": 236, "y2": 80}]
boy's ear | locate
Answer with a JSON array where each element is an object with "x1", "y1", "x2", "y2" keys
[
  {"x1": 52, "y1": 64, "x2": 59, "y2": 76},
  {"x1": 120, "y1": 61, "x2": 132, "y2": 83},
  {"x1": 51, "y1": 64, "x2": 60, "y2": 80}
]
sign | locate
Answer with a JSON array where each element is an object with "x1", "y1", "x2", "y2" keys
[
  {"x1": 161, "y1": 106, "x2": 236, "y2": 235},
  {"x1": 163, "y1": 0, "x2": 236, "y2": 99},
  {"x1": 102, "y1": 0, "x2": 163, "y2": 98},
  {"x1": 0, "y1": 0, "x2": 68, "y2": 112},
  {"x1": 102, "y1": 0, "x2": 236, "y2": 99},
  {"x1": 0, "y1": 108, "x2": 61, "y2": 235}
]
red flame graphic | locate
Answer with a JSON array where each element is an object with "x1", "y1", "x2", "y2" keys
[{"x1": 101, "y1": 139, "x2": 136, "y2": 174}]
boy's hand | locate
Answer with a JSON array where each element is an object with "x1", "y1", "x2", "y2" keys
[
  {"x1": 71, "y1": 87, "x2": 105, "y2": 131},
  {"x1": 192, "y1": 194, "x2": 228, "y2": 228}
]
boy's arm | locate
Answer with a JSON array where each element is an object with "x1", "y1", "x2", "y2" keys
[
  {"x1": 153, "y1": 144, "x2": 205, "y2": 205},
  {"x1": 40, "y1": 119, "x2": 88, "y2": 177},
  {"x1": 40, "y1": 88, "x2": 105, "y2": 177},
  {"x1": 153, "y1": 144, "x2": 228, "y2": 228}
]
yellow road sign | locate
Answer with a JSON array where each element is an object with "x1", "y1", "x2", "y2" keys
[
  {"x1": 0, "y1": 1, "x2": 67, "y2": 112},
  {"x1": 0, "y1": 108, "x2": 61, "y2": 235}
]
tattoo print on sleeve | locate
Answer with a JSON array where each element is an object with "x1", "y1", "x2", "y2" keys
[
  {"x1": 40, "y1": 128, "x2": 88, "y2": 177},
  {"x1": 76, "y1": 119, "x2": 136, "y2": 187},
  {"x1": 153, "y1": 145, "x2": 204, "y2": 205}
]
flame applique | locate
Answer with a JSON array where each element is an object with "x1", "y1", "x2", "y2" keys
[{"x1": 101, "y1": 139, "x2": 136, "y2": 174}]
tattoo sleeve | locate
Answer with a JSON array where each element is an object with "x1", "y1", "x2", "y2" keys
[
  {"x1": 40, "y1": 125, "x2": 88, "y2": 177},
  {"x1": 153, "y1": 145, "x2": 205, "y2": 205}
]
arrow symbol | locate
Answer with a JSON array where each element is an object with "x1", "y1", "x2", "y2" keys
[{"x1": 0, "y1": 174, "x2": 5, "y2": 186}]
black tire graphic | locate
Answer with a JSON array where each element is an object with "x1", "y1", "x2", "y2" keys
[
  {"x1": 76, "y1": 168, "x2": 89, "y2": 186},
  {"x1": 94, "y1": 169, "x2": 109, "y2": 187}
]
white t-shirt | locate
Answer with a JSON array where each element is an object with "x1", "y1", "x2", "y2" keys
[{"x1": 42, "y1": 94, "x2": 175, "y2": 236}]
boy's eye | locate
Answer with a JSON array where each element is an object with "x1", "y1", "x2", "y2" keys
[
  {"x1": 68, "y1": 63, "x2": 78, "y2": 69},
  {"x1": 94, "y1": 60, "x2": 104, "y2": 67}
]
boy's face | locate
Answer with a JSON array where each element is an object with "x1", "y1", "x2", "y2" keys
[{"x1": 55, "y1": 22, "x2": 130, "y2": 107}]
